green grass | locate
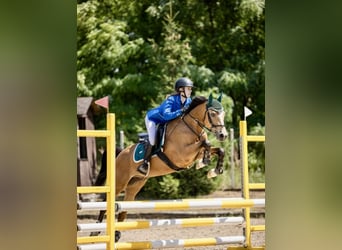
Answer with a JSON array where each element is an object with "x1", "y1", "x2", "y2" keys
[{"x1": 218, "y1": 164, "x2": 265, "y2": 190}]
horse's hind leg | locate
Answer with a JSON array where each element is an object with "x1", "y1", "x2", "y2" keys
[
  {"x1": 89, "y1": 210, "x2": 106, "y2": 236},
  {"x1": 90, "y1": 185, "x2": 126, "y2": 237},
  {"x1": 118, "y1": 177, "x2": 148, "y2": 222},
  {"x1": 116, "y1": 177, "x2": 148, "y2": 242}
]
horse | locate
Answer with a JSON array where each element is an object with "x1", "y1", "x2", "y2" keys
[{"x1": 91, "y1": 95, "x2": 228, "y2": 241}]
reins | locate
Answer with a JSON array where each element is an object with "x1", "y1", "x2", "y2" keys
[
  {"x1": 181, "y1": 112, "x2": 207, "y2": 141},
  {"x1": 181, "y1": 106, "x2": 224, "y2": 140}
]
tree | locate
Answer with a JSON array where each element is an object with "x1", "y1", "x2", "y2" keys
[{"x1": 77, "y1": 0, "x2": 265, "y2": 195}]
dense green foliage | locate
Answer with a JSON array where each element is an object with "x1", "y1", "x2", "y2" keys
[{"x1": 77, "y1": 0, "x2": 265, "y2": 197}]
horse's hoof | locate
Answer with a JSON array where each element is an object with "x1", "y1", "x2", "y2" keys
[
  {"x1": 202, "y1": 158, "x2": 210, "y2": 165},
  {"x1": 90, "y1": 231, "x2": 100, "y2": 236},
  {"x1": 115, "y1": 230, "x2": 121, "y2": 242},
  {"x1": 207, "y1": 169, "x2": 217, "y2": 178},
  {"x1": 215, "y1": 167, "x2": 224, "y2": 175},
  {"x1": 196, "y1": 160, "x2": 206, "y2": 169}
]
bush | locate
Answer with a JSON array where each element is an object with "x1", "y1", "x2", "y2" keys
[{"x1": 138, "y1": 165, "x2": 222, "y2": 199}]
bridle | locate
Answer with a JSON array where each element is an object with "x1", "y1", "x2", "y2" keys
[
  {"x1": 207, "y1": 107, "x2": 225, "y2": 129},
  {"x1": 181, "y1": 105, "x2": 224, "y2": 140}
]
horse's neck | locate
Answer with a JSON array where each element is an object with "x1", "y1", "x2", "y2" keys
[
  {"x1": 161, "y1": 106, "x2": 208, "y2": 167},
  {"x1": 167, "y1": 105, "x2": 207, "y2": 143},
  {"x1": 187, "y1": 104, "x2": 208, "y2": 129}
]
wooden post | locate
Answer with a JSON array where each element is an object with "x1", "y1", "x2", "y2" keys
[
  {"x1": 230, "y1": 128, "x2": 235, "y2": 189},
  {"x1": 120, "y1": 130, "x2": 124, "y2": 149}
]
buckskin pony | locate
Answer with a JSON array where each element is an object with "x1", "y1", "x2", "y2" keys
[{"x1": 92, "y1": 94, "x2": 228, "y2": 241}]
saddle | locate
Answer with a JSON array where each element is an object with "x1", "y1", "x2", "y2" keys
[{"x1": 133, "y1": 124, "x2": 166, "y2": 162}]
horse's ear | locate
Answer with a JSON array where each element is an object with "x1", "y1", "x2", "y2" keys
[
  {"x1": 217, "y1": 92, "x2": 222, "y2": 103},
  {"x1": 208, "y1": 93, "x2": 213, "y2": 106}
]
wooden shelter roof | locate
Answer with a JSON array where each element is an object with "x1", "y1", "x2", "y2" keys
[{"x1": 77, "y1": 97, "x2": 93, "y2": 116}]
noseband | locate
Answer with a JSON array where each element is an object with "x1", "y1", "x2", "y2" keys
[{"x1": 181, "y1": 106, "x2": 224, "y2": 140}]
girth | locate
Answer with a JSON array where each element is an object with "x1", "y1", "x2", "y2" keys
[{"x1": 156, "y1": 151, "x2": 184, "y2": 171}]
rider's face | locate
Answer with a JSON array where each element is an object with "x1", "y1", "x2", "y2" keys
[{"x1": 183, "y1": 86, "x2": 192, "y2": 98}]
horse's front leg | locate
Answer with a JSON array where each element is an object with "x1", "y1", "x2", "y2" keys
[
  {"x1": 202, "y1": 140, "x2": 211, "y2": 165},
  {"x1": 213, "y1": 147, "x2": 225, "y2": 174},
  {"x1": 207, "y1": 147, "x2": 225, "y2": 178},
  {"x1": 196, "y1": 140, "x2": 211, "y2": 170}
]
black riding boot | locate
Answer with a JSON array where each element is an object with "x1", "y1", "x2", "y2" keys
[{"x1": 137, "y1": 141, "x2": 152, "y2": 175}]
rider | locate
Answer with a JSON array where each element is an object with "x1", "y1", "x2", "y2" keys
[{"x1": 137, "y1": 77, "x2": 194, "y2": 175}]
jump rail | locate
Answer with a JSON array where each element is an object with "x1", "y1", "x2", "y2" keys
[
  {"x1": 78, "y1": 236, "x2": 246, "y2": 250},
  {"x1": 77, "y1": 198, "x2": 265, "y2": 212},
  {"x1": 78, "y1": 216, "x2": 244, "y2": 231}
]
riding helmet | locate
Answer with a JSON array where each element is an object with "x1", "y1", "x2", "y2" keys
[{"x1": 174, "y1": 77, "x2": 194, "y2": 91}]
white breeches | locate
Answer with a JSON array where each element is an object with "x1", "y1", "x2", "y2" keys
[{"x1": 145, "y1": 115, "x2": 156, "y2": 146}]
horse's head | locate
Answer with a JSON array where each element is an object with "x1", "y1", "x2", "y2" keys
[
  {"x1": 184, "y1": 95, "x2": 228, "y2": 141},
  {"x1": 205, "y1": 93, "x2": 228, "y2": 141}
]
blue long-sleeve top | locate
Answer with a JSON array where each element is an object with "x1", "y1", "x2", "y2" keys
[{"x1": 147, "y1": 94, "x2": 192, "y2": 124}]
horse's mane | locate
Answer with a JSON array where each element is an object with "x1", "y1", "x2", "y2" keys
[{"x1": 184, "y1": 96, "x2": 207, "y2": 114}]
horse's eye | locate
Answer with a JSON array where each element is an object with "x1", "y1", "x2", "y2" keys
[{"x1": 210, "y1": 112, "x2": 216, "y2": 117}]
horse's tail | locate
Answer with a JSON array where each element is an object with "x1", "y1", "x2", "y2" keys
[
  {"x1": 94, "y1": 150, "x2": 107, "y2": 186},
  {"x1": 94, "y1": 147, "x2": 122, "y2": 186}
]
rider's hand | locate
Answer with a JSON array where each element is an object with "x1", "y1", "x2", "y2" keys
[
  {"x1": 182, "y1": 106, "x2": 189, "y2": 113},
  {"x1": 176, "y1": 109, "x2": 184, "y2": 117}
]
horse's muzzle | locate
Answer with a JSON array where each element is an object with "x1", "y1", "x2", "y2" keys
[{"x1": 217, "y1": 132, "x2": 228, "y2": 141}]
